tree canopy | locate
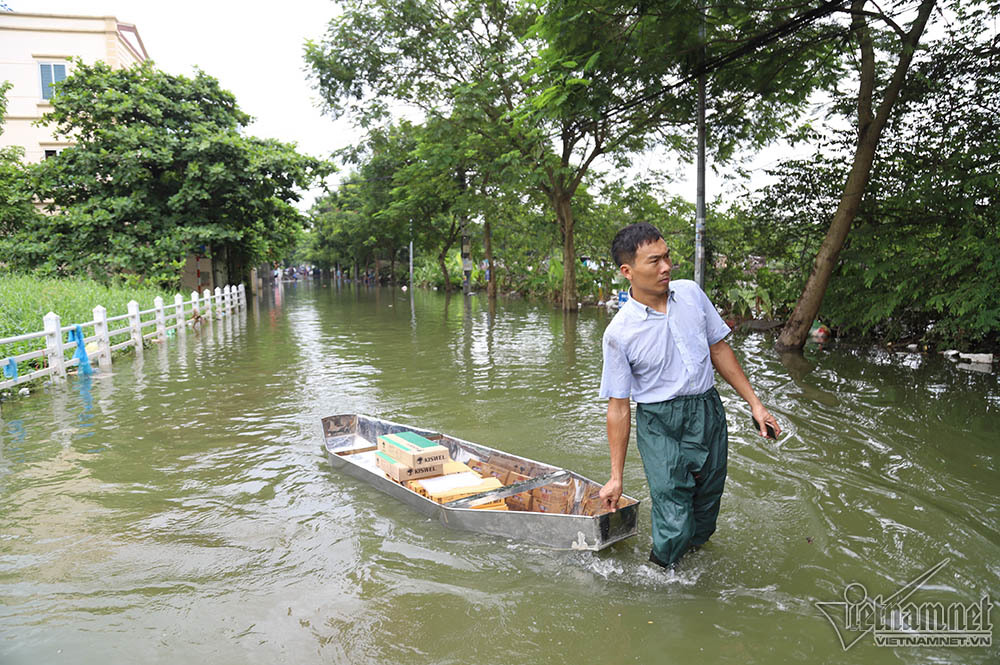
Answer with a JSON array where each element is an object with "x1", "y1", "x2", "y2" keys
[
  {"x1": 7, "y1": 60, "x2": 329, "y2": 287},
  {"x1": 746, "y1": 17, "x2": 1000, "y2": 347},
  {"x1": 302, "y1": 0, "x2": 998, "y2": 349},
  {"x1": 0, "y1": 82, "x2": 42, "y2": 249}
]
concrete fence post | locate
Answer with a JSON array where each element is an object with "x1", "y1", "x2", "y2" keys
[
  {"x1": 127, "y1": 300, "x2": 142, "y2": 350},
  {"x1": 238, "y1": 283, "x2": 246, "y2": 309},
  {"x1": 154, "y1": 296, "x2": 167, "y2": 341},
  {"x1": 191, "y1": 291, "x2": 200, "y2": 320},
  {"x1": 215, "y1": 287, "x2": 223, "y2": 316},
  {"x1": 92, "y1": 305, "x2": 112, "y2": 370},
  {"x1": 174, "y1": 294, "x2": 186, "y2": 335},
  {"x1": 222, "y1": 285, "x2": 230, "y2": 313},
  {"x1": 43, "y1": 312, "x2": 66, "y2": 381},
  {"x1": 202, "y1": 289, "x2": 212, "y2": 319}
]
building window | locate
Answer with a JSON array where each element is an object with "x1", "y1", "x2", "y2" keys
[
  {"x1": 40, "y1": 63, "x2": 67, "y2": 100},
  {"x1": 44, "y1": 150, "x2": 59, "y2": 159}
]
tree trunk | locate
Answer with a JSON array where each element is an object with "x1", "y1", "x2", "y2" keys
[
  {"x1": 435, "y1": 216, "x2": 460, "y2": 293},
  {"x1": 553, "y1": 190, "x2": 577, "y2": 311},
  {"x1": 775, "y1": 138, "x2": 880, "y2": 350},
  {"x1": 438, "y1": 252, "x2": 452, "y2": 292},
  {"x1": 484, "y1": 217, "x2": 496, "y2": 299},
  {"x1": 775, "y1": 0, "x2": 935, "y2": 351}
]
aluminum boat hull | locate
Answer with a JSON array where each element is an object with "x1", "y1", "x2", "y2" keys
[{"x1": 322, "y1": 414, "x2": 639, "y2": 551}]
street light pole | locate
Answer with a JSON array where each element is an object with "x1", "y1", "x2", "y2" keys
[{"x1": 694, "y1": 0, "x2": 707, "y2": 290}]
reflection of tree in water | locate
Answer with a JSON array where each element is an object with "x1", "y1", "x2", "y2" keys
[{"x1": 777, "y1": 350, "x2": 840, "y2": 408}]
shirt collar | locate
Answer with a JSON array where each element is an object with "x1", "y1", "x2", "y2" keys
[{"x1": 625, "y1": 286, "x2": 675, "y2": 321}]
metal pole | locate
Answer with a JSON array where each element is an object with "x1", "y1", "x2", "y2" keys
[
  {"x1": 409, "y1": 220, "x2": 414, "y2": 288},
  {"x1": 461, "y1": 229, "x2": 472, "y2": 295},
  {"x1": 694, "y1": 0, "x2": 707, "y2": 290}
]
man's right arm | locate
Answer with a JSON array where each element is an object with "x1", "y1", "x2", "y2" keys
[{"x1": 599, "y1": 397, "x2": 631, "y2": 512}]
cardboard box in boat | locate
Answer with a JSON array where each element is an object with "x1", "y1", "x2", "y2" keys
[
  {"x1": 532, "y1": 477, "x2": 575, "y2": 513},
  {"x1": 578, "y1": 487, "x2": 632, "y2": 515},
  {"x1": 375, "y1": 450, "x2": 444, "y2": 482},
  {"x1": 533, "y1": 500, "x2": 565, "y2": 513},
  {"x1": 486, "y1": 455, "x2": 538, "y2": 477},
  {"x1": 442, "y1": 460, "x2": 474, "y2": 475},
  {"x1": 504, "y1": 471, "x2": 533, "y2": 512},
  {"x1": 408, "y1": 473, "x2": 503, "y2": 504},
  {"x1": 578, "y1": 486, "x2": 603, "y2": 515},
  {"x1": 472, "y1": 501, "x2": 508, "y2": 511},
  {"x1": 405, "y1": 461, "x2": 474, "y2": 496},
  {"x1": 376, "y1": 432, "x2": 450, "y2": 468},
  {"x1": 467, "y1": 459, "x2": 510, "y2": 485}
]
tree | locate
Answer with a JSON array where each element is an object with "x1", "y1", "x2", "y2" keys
[
  {"x1": 775, "y1": 0, "x2": 938, "y2": 349},
  {"x1": 0, "y1": 81, "x2": 42, "y2": 255},
  {"x1": 307, "y1": 1, "x2": 560, "y2": 298},
  {"x1": 747, "y1": 18, "x2": 1000, "y2": 347},
  {"x1": 307, "y1": 0, "x2": 854, "y2": 310},
  {"x1": 12, "y1": 60, "x2": 328, "y2": 287},
  {"x1": 519, "y1": 0, "x2": 849, "y2": 308}
]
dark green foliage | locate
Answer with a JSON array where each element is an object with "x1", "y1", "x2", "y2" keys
[
  {"x1": 300, "y1": 0, "x2": 996, "y2": 348},
  {"x1": 7, "y1": 61, "x2": 328, "y2": 288},
  {"x1": 0, "y1": 82, "x2": 43, "y2": 255},
  {"x1": 743, "y1": 28, "x2": 1000, "y2": 347},
  {"x1": 828, "y1": 31, "x2": 1000, "y2": 346}
]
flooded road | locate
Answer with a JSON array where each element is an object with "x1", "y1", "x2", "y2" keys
[{"x1": 1, "y1": 281, "x2": 997, "y2": 663}]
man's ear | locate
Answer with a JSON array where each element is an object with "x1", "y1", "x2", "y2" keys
[{"x1": 619, "y1": 264, "x2": 632, "y2": 281}]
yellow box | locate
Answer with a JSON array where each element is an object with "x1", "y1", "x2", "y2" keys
[
  {"x1": 442, "y1": 460, "x2": 474, "y2": 475},
  {"x1": 472, "y1": 501, "x2": 509, "y2": 511},
  {"x1": 413, "y1": 474, "x2": 503, "y2": 504}
]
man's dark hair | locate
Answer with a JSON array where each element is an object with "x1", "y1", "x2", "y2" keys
[{"x1": 611, "y1": 222, "x2": 664, "y2": 267}]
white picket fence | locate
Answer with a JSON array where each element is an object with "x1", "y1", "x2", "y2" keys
[{"x1": 0, "y1": 283, "x2": 246, "y2": 391}]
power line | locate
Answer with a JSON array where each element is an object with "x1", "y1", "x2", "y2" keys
[{"x1": 591, "y1": 0, "x2": 849, "y2": 129}]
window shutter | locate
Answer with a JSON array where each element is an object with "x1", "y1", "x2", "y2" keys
[
  {"x1": 53, "y1": 64, "x2": 67, "y2": 83},
  {"x1": 40, "y1": 64, "x2": 53, "y2": 99}
]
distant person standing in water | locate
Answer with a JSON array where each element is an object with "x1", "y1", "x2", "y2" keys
[{"x1": 598, "y1": 222, "x2": 781, "y2": 568}]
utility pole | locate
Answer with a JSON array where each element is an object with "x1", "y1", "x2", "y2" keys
[
  {"x1": 461, "y1": 228, "x2": 472, "y2": 295},
  {"x1": 457, "y1": 169, "x2": 472, "y2": 295},
  {"x1": 694, "y1": 0, "x2": 707, "y2": 290}
]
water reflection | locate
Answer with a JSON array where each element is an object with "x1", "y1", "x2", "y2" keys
[{"x1": 0, "y1": 282, "x2": 997, "y2": 665}]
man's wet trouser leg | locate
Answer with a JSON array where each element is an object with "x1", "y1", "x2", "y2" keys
[{"x1": 636, "y1": 388, "x2": 728, "y2": 567}]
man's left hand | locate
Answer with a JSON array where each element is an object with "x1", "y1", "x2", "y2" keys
[{"x1": 751, "y1": 404, "x2": 781, "y2": 439}]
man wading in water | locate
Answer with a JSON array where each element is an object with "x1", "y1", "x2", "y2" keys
[{"x1": 598, "y1": 222, "x2": 781, "y2": 568}]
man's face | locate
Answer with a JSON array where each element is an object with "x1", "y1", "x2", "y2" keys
[{"x1": 621, "y1": 238, "x2": 672, "y2": 296}]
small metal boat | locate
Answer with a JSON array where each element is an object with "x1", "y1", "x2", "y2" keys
[{"x1": 321, "y1": 414, "x2": 639, "y2": 551}]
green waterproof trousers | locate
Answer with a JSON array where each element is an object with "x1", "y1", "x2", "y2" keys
[{"x1": 636, "y1": 387, "x2": 728, "y2": 567}]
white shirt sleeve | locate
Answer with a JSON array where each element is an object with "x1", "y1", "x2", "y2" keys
[
  {"x1": 599, "y1": 328, "x2": 632, "y2": 399},
  {"x1": 697, "y1": 285, "x2": 732, "y2": 345}
]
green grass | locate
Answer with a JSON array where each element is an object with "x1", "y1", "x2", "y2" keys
[{"x1": 0, "y1": 273, "x2": 173, "y2": 366}]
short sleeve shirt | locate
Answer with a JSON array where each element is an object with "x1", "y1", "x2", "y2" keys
[{"x1": 599, "y1": 279, "x2": 731, "y2": 403}]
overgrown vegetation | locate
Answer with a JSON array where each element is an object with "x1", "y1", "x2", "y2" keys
[
  {"x1": 0, "y1": 273, "x2": 171, "y2": 361},
  {"x1": 741, "y1": 24, "x2": 1000, "y2": 349},
  {"x1": 297, "y1": 0, "x2": 997, "y2": 350},
  {"x1": 0, "y1": 62, "x2": 329, "y2": 289},
  {"x1": 1, "y1": 1, "x2": 996, "y2": 352}
]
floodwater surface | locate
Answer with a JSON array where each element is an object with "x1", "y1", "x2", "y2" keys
[{"x1": 1, "y1": 281, "x2": 997, "y2": 664}]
